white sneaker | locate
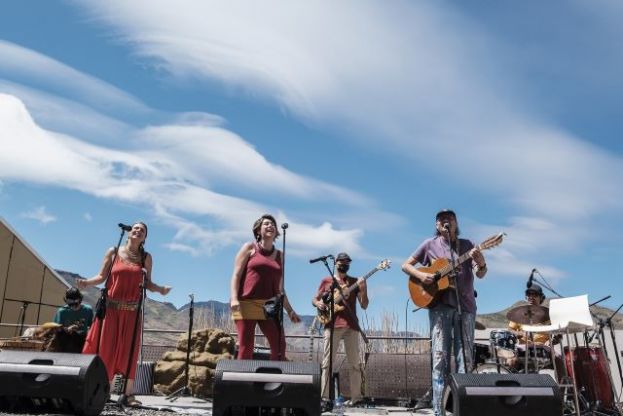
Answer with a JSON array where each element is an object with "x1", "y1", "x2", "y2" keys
[{"x1": 344, "y1": 399, "x2": 363, "y2": 407}]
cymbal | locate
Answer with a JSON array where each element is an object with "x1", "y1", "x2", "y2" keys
[
  {"x1": 475, "y1": 320, "x2": 486, "y2": 330},
  {"x1": 506, "y1": 304, "x2": 549, "y2": 325}
]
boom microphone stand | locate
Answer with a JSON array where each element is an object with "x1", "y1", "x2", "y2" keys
[
  {"x1": 94, "y1": 224, "x2": 128, "y2": 355},
  {"x1": 167, "y1": 294, "x2": 195, "y2": 401}
]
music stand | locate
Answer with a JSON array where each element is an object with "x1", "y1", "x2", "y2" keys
[{"x1": 523, "y1": 294, "x2": 595, "y2": 416}]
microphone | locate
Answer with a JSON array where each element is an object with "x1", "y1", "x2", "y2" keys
[
  {"x1": 189, "y1": 293, "x2": 194, "y2": 301},
  {"x1": 309, "y1": 254, "x2": 334, "y2": 264},
  {"x1": 442, "y1": 222, "x2": 451, "y2": 230},
  {"x1": 281, "y1": 223, "x2": 289, "y2": 230},
  {"x1": 527, "y1": 268, "x2": 537, "y2": 288},
  {"x1": 118, "y1": 223, "x2": 132, "y2": 232},
  {"x1": 141, "y1": 268, "x2": 148, "y2": 276}
]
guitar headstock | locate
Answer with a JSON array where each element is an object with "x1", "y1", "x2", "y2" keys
[
  {"x1": 377, "y1": 259, "x2": 391, "y2": 271},
  {"x1": 479, "y1": 232, "x2": 506, "y2": 250}
]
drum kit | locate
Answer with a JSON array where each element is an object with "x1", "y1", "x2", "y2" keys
[{"x1": 472, "y1": 302, "x2": 621, "y2": 416}]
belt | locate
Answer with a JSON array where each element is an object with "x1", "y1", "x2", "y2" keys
[{"x1": 106, "y1": 299, "x2": 139, "y2": 311}]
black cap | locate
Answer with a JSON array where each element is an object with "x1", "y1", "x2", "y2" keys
[
  {"x1": 335, "y1": 252, "x2": 352, "y2": 262},
  {"x1": 436, "y1": 209, "x2": 456, "y2": 220},
  {"x1": 526, "y1": 283, "x2": 544, "y2": 296}
]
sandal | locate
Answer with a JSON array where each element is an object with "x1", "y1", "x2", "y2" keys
[{"x1": 124, "y1": 394, "x2": 142, "y2": 408}]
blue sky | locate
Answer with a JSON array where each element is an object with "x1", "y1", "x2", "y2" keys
[{"x1": 1, "y1": 1, "x2": 622, "y2": 334}]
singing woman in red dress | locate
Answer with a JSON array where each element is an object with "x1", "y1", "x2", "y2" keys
[
  {"x1": 78, "y1": 222, "x2": 171, "y2": 407},
  {"x1": 230, "y1": 214, "x2": 301, "y2": 360}
]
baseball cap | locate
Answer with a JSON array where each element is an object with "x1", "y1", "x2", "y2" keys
[
  {"x1": 525, "y1": 283, "x2": 544, "y2": 296},
  {"x1": 436, "y1": 209, "x2": 456, "y2": 220},
  {"x1": 335, "y1": 252, "x2": 352, "y2": 262}
]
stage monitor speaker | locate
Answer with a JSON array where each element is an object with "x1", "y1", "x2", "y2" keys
[
  {"x1": 0, "y1": 350, "x2": 109, "y2": 416},
  {"x1": 446, "y1": 373, "x2": 562, "y2": 416},
  {"x1": 213, "y1": 359, "x2": 321, "y2": 416}
]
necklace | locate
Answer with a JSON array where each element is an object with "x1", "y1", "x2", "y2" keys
[
  {"x1": 124, "y1": 246, "x2": 142, "y2": 264},
  {"x1": 258, "y1": 244, "x2": 275, "y2": 256}
]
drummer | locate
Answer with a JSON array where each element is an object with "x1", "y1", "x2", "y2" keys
[
  {"x1": 507, "y1": 283, "x2": 560, "y2": 371},
  {"x1": 508, "y1": 284, "x2": 550, "y2": 345}
]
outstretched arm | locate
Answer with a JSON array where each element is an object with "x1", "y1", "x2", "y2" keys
[
  {"x1": 76, "y1": 247, "x2": 115, "y2": 289},
  {"x1": 143, "y1": 253, "x2": 172, "y2": 295}
]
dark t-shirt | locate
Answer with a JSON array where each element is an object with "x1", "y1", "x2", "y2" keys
[
  {"x1": 53, "y1": 304, "x2": 94, "y2": 335},
  {"x1": 411, "y1": 236, "x2": 477, "y2": 313},
  {"x1": 316, "y1": 275, "x2": 360, "y2": 329}
]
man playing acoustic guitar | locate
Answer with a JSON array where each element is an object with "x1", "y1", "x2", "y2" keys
[
  {"x1": 312, "y1": 252, "x2": 369, "y2": 406},
  {"x1": 402, "y1": 209, "x2": 487, "y2": 416}
]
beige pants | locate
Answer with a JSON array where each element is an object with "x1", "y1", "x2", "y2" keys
[{"x1": 321, "y1": 327, "x2": 362, "y2": 400}]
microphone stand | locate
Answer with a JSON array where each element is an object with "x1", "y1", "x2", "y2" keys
[
  {"x1": 3, "y1": 299, "x2": 63, "y2": 337},
  {"x1": 117, "y1": 267, "x2": 147, "y2": 407},
  {"x1": 275, "y1": 223, "x2": 288, "y2": 361},
  {"x1": 95, "y1": 226, "x2": 127, "y2": 355},
  {"x1": 604, "y1": 303, "x2": 623, "y2": 387},
  {"x1": 533, "y1": 271, "x2": 581, "y2": 346},
  {"x1": 315, "y1": 257, "x2": 337, "y2": 409},
  {"x1": 167, "y1": 294, "x2": 195, "y2": 401},
  {"x1": 447, "y1": 236, "x2": 469, "y2": 373}
]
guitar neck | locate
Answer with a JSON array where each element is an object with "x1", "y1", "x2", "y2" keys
[
  {"x1": 440, "y1": 243, "x2": 483, "y2": 275},
  {"x1": 340, "y1": 268, "x2": 377, "y2": 299}
]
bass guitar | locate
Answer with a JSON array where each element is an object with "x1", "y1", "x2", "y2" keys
[
  {"x1": 408, "y1": 233, "x2": 505, "y2": 309},
  {"x1": 317, "y1": 259, "x2": 391, "y2": 325}
]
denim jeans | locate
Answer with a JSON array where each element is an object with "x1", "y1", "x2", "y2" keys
[{"x1": 429, "y1": 304, "x2": 475, "y2": 416}]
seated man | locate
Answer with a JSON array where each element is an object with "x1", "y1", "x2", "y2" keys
[
  {"x1": 50, "y1": 287, "x2": 94, "y2": 352},
  {"x1": 508, "y1": 284, "x2": 550, "y2": 345},
  {"x1": 507, "y1": 284, "x2": 558, "y2": 371}
]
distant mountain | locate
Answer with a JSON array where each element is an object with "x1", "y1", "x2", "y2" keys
[
  {"x1": 56, "y1": 271, "x2": 623, "y2": 340},
  {"x1": 55, "y1": 270, "x2": 317, "y2": 343}
]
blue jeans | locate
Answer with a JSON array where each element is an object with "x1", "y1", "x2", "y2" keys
[{"x1": 429, "y1": 304, "x2": 475, "y2": 416}]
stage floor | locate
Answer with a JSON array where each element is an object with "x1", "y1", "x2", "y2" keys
[{"x1": 99, "y1": 394, "x2": 435, "y2": 415}]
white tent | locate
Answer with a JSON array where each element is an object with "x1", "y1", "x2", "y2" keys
[{"x1": 0, "y1": 217, "x2": 70, "y2": 338}]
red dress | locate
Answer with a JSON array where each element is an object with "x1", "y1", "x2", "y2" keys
[{"x1": 83, "y1": 256, "x2": 143, "y2": 380}]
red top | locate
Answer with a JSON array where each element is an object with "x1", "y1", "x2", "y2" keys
[
  {"x1": 316, "y1": 275, "x2": 359, "y2": 329},
  {"x1": 82, "y1": 256, "x2": 143, "y2": 380},
  {"x1": 238, "y1": 242, "x2": 282, "y2": 299}
]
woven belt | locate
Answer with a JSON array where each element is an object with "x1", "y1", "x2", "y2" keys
[{"x1": 106, "y1": 299, "x2": 139, "y2": 311}]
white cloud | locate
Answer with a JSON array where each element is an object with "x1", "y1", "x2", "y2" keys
[
  {"x1": 0, "y1": 93, "x2": 373, "y2": 256},
  {"x1": 76, "y1": 2, "x2": 623, "y2": 214},
  {"x1": 0, "y1": 40, "x2": 149, "y2": 117},
  {"x1": 21, "y1": 206, "x2": 57, "y2": 224},
  {"x1": 73, "y1": 0, "x2": 623, "y2": 266}
]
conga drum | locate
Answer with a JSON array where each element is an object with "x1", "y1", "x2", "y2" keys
[{"x1": 565, "y1": 346, "x2": 614, "y2": 410}]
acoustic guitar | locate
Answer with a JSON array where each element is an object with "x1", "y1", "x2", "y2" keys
[
  {"x1": 408, "y1": 233, "x2": 505, "y2": 308},
  {"x1": 317, "y1": 259, "x2": 391, "y2": 325}
]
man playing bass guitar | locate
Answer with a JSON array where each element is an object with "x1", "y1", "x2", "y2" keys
[
  {"x1": 401, "y1": 209, "x2": 487, "y2": 416},
  {"x1": 312, "y1": 252, "x2": 368, "y2": 406}
]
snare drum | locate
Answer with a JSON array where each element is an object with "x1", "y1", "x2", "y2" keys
[
  {"x1": 516, "y1": 344, "x2": 552, "y2": 372},
  {"x1": 489, "y1": 329, "x2": 517, "y2": 359}
]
